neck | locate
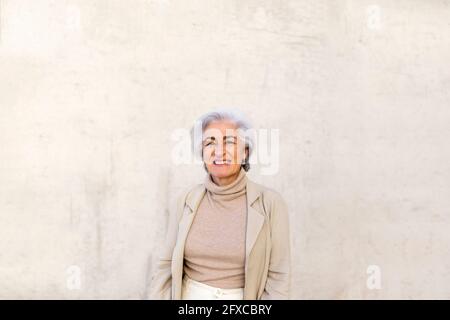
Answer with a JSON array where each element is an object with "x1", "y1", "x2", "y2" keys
[{"x1": 211, "y1": 170, "x2": 241, "y2": 186}]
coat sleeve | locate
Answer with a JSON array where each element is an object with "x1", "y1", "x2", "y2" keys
[
  {"x1": 260, "y1": 192, "x2": 291, "y2": 300},
  {"x1": 146, "y1": 190, "x2": 188, "y2": 300}
]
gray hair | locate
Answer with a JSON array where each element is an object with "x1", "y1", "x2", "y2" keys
[{"x1": 191, "y1": 108, "x2": 255, "y2": 172}]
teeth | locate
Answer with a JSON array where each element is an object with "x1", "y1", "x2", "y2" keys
[{"x1": 214, "y1": 160, "x2": 230, "y2": 165}]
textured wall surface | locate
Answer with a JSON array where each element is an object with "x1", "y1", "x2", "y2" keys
[{"x1": 1, "y1": 0, "x2": 450, "y2": 299}]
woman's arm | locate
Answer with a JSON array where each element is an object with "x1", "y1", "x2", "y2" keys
[
  {"x1": 146, "y1": 190, "x2": 187, "y2": 299},
  {"x1": 261, "y1": 192, "x2": 291, "y2": 300}
]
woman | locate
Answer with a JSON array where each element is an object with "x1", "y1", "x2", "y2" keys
[{"x1": 148, "y1": 109, "x2": 291, "y2": 300}]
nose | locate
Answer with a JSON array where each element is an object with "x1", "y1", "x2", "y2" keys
[{"x1": 213, "y1": 143, "x2": 226, "y2": 157}]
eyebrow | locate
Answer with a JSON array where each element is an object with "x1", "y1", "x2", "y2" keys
[{"x1": 204, "y1": 136, "x2": 237, "y2": 141}]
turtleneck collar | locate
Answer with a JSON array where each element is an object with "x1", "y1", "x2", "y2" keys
[{"x1": 204, "y1": 168, "x2": 248, "y2": 201}]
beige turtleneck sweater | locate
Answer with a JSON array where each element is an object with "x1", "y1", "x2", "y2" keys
[{"x1": 183, "y1": 168, "x2": 248, "y2": 289}]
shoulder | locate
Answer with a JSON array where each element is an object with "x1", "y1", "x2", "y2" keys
[
  {"x1": 182, "y1": 183, "x2": 204, "y2": 200},
  {"x1": 249, "y1": 179, "x2": 285, "y2": 202},
  {"x1": 248, "y1": 179, "x2": 288, "y2": 214},
  {"x1": 175, "y1": 183, "x2": 204, "y2": 207},
  {"x1": 262, "y1": 187, "x2": 286, "y2": 205}
]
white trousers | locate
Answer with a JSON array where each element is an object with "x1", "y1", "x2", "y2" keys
[{"x1": 181, "y1": 274, "x2": 244, "y2": 300}]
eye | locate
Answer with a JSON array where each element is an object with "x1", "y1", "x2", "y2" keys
[{"x1": 225, "y1": 138, "x2": 236, "y2": 144}]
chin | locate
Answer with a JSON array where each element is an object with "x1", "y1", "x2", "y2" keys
[{"x1": 208, "y1": 165, "x2": 239, "y2": 178}]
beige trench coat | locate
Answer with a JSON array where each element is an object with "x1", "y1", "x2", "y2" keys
[{"x1": 147, "y1": 178, "x2": 291, "y2": 300}]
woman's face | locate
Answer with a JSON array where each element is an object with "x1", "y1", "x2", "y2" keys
[{"x1": 202, "y1": 120, "x2": 248, "y2": 184}]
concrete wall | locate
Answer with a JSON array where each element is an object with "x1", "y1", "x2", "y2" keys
[{"x1": 1, "y1": 0, "x2": 449, "y2": 299}]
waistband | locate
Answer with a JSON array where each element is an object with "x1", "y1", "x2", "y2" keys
[{"x1": 182, "y1": 274, "x2": 244, "y2": 294}]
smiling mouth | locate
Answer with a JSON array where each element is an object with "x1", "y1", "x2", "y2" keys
[{"x1": 213, "y1": 160, "x2": 232, "y2": 165}]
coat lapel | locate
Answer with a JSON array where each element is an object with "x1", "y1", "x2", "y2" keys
[
  {"x1": 172, "y1": 177, "x2": 265, "y2": 299},
  {"x1": 171, "y1": 185, "x2": 205, "y2": 299},
  {"x1": 244, "y1": 180, "x2": 265, "y2": 269}
]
